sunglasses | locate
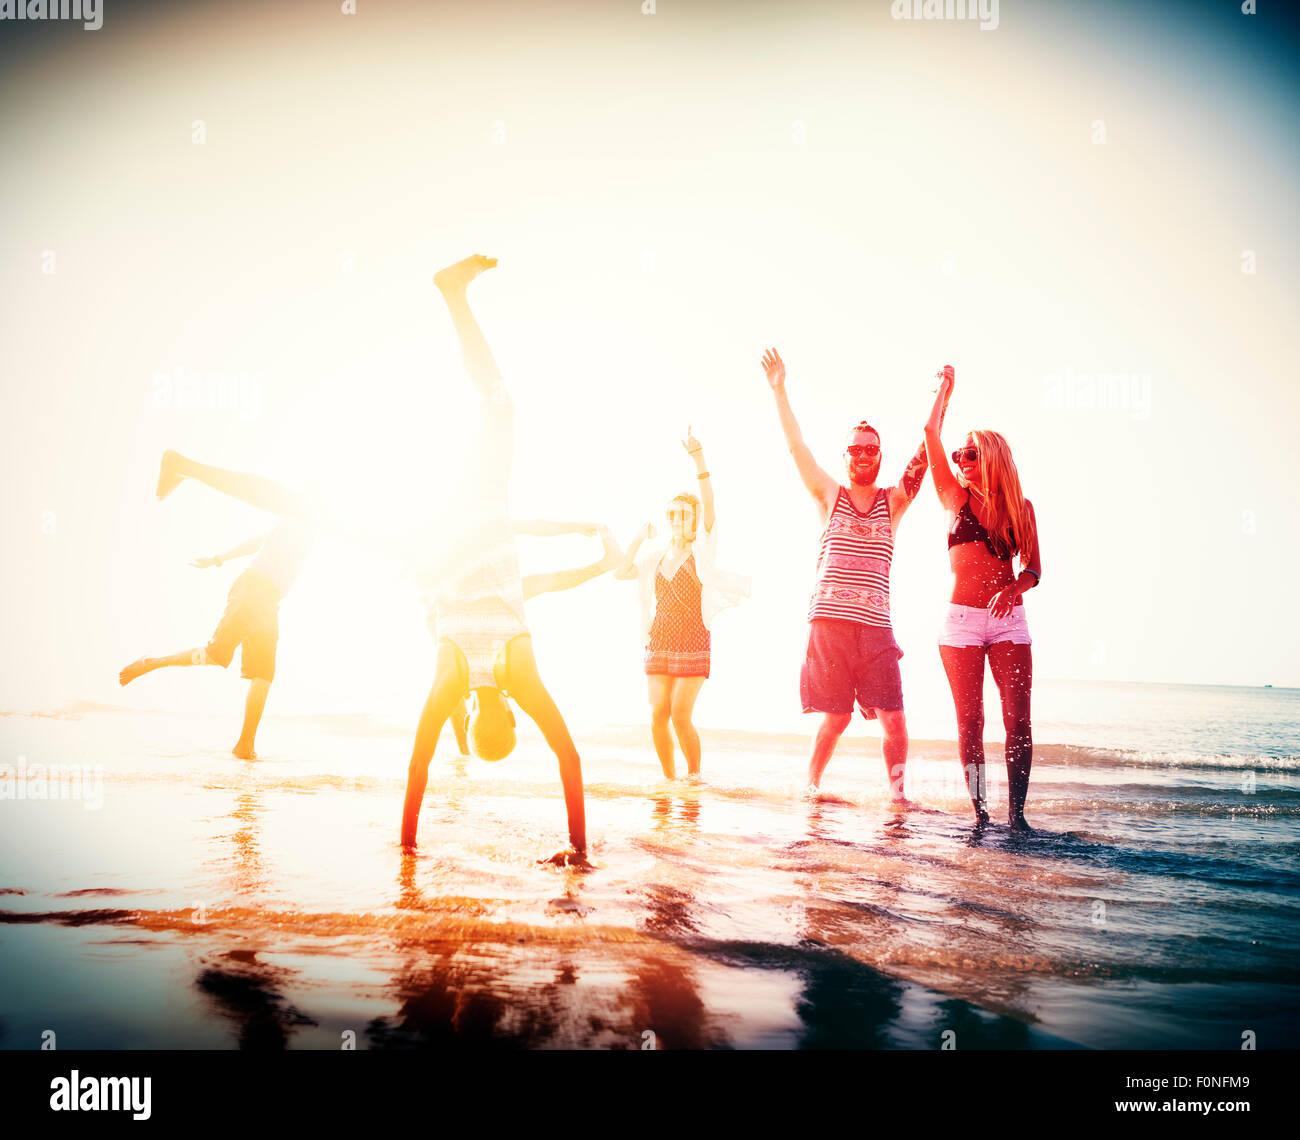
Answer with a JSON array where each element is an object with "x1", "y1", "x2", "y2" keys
[
  {"x1": 951, "y1": 448, "x2": 979, "y2": 464},
  {"x1": 846, "y1": 444, "x2": 881, "y2": 458}
]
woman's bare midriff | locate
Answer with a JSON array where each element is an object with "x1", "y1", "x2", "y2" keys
[{"x1": 947, "y1": 542, "x2": 1018, "y2": 608}]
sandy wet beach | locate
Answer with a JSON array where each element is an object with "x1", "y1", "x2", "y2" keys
[{"x1": 1, "y1": 706, "x2": 1297, "y2": 1049}]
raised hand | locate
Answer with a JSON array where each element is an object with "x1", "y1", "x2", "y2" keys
[
  {"x1": 681, "y1": 425, "x2": 703, "y2": 458},
  {"x1": 190, "y1": 555, "x2": 219, "y2": 569},
  {"x1": 761, "y1": 348, "x2": 786, "y2": 390},
  {"x1": 933, "y1": 364, "x2": 955, "y2": 399}
]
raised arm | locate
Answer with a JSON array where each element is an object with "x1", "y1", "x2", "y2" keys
[
  {"x1": 191, "y1": 532, "x2": 267, "y2": 569},
  {"x1": 923, "y1": 370, "x2": 965, "y2": 513},
  {"x1": 762, "y1": 348, "x2": 838, "y2": 515},
  {"x1": 681, "y1": 428, "x2": 715, "y2": 533},
  {"x1": 893, "y1": 364, "x2": 955, "y2": 522},
  {"x1": 521, "y1": 527, "x2": 622, "y2": 600}
]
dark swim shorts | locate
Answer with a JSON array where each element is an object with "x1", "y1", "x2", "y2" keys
[
  {"x1": 800, "y1": 618, "x2": 904, "y2": 721},
  {"x1": 206, "y1": 569, "x2": 281, "y2": 683}
]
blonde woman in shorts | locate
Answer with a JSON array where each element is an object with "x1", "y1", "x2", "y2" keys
[{"x1": 923, "y1": 368, "x2": 1041, "y2": 831}]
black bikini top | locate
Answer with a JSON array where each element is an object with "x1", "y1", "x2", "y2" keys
[{"x1": 948, "y1": 496, "x2": 1014, "y2": 561}]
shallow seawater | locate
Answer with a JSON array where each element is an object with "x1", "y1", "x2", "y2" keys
[{"x1": 1, "y1": 705, "x2": 1297, "y2": 1050}]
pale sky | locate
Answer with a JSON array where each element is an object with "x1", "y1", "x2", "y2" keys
[{"x1": 3, "y1": 0, "x2": 1297, "y2": 734}]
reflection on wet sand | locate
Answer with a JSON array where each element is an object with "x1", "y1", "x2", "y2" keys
[
  {"x1": 196, "y1": 950, "x2": 316, "y2": 1050},
  {"x1": 7, "y1": 710, "x2": 1284, "y2": 1049},
  {"x1": 192, "y1": 771, "x2": 314, "y2": 1049},
  {"x1": 368, "y1": 945, "x2": 561, "y2": 1049},
  {"x1": 650, "y1": 791, "x2": 702, "y2": 834},
  {"x1": 381, "y1": 851, "x2": 715, "y2": 1048}
]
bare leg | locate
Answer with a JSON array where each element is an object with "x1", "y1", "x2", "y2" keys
[
  {"x1": 433, "y1": 255, "x2": 501, "y2": 392},
  {"x1": 157, "y1": 451, "x2": 309, "y2": 517},
  {"x1": 647, "y1": 675, "x2": 676, "y2": 778},
  {"x1": 940, "y1": 645, "x2": 990, "y2": 824},
  {"x1": 876, "y1": 708, "x2": 910, "y2": 804},
  {"x1": 433, "y1": 254, "x2": 514, "y2": 508},
  {"x1": 233, "y1": 678, "x2": 270, "y2": 759},
  {"x1": 807, "y1": 712, "x2": 852, "y2": 789},
  {"x1": 120, "y1": 647, "x2": 212, "y2": 686},
  {"x1": 669, "y1": 676, "x2": 707, "y2": 777},
  {"x1": 988, "y1": 641, "x2": 1033, "y2": 831},
  {"x1": 401, "y1": 642, "x2": 470, "y2": 847},
  {"x1": 502, "y1": 636, "x2": 588, "y2": 862}
]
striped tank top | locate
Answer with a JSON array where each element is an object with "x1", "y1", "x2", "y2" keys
[{"x1": 807, "y1": 486, "x2": 894, "y2": 628}]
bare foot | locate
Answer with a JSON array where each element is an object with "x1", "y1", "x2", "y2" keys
[
  {"x1": 156, "y1": 450, "x2": 184, "y2": 501},
  {"x1": 434, "y1": 254, "x2": 497, "y2": 296},
  {"x1": 232, "y1": 741, "x2": 256, "y2": 760},
  {"x1": 1008, "y1": 813, "x2": 1033, "y2": 834},
  {"x1": 119, "y1": 658, "x2": 150, "y2": 686},
  {"x1": 889, "y1": 796, "x2": 918, "y2": 810}
]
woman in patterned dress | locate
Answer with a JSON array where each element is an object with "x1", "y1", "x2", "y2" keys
[{"x1": 615, "y1": 430, "x2": 747, "y2": 779}]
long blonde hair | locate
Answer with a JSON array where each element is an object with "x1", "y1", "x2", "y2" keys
[{"x1": 963, "y1": 430, "x2": 1035, "y2": 569}]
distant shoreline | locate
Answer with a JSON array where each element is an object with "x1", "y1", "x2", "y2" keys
[{"x1": 5, "y1": 675, "x2": 1298, "y2": 723}]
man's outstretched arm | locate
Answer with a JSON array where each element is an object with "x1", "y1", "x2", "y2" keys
[
  {"x1": 512, "y1": 520, "x2": 601, "y2": 538},
  {"x1": 762, "y1": 348, "x2": 838, "y2": 515},
  {"x1": 521, "y1": 528, "x2": 621, "y2": 600},
  {"x1": 191, "y1": 533, "x2": 268, "y2": 569}
]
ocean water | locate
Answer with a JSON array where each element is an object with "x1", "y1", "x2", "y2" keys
[{"x1": 1, "y1": 681, "x2": 1297, "y2": 1050}]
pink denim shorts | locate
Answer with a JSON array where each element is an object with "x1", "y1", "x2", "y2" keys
[{"x1": 938, "y1": 603, "x2": 1031, "y2": 649}]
